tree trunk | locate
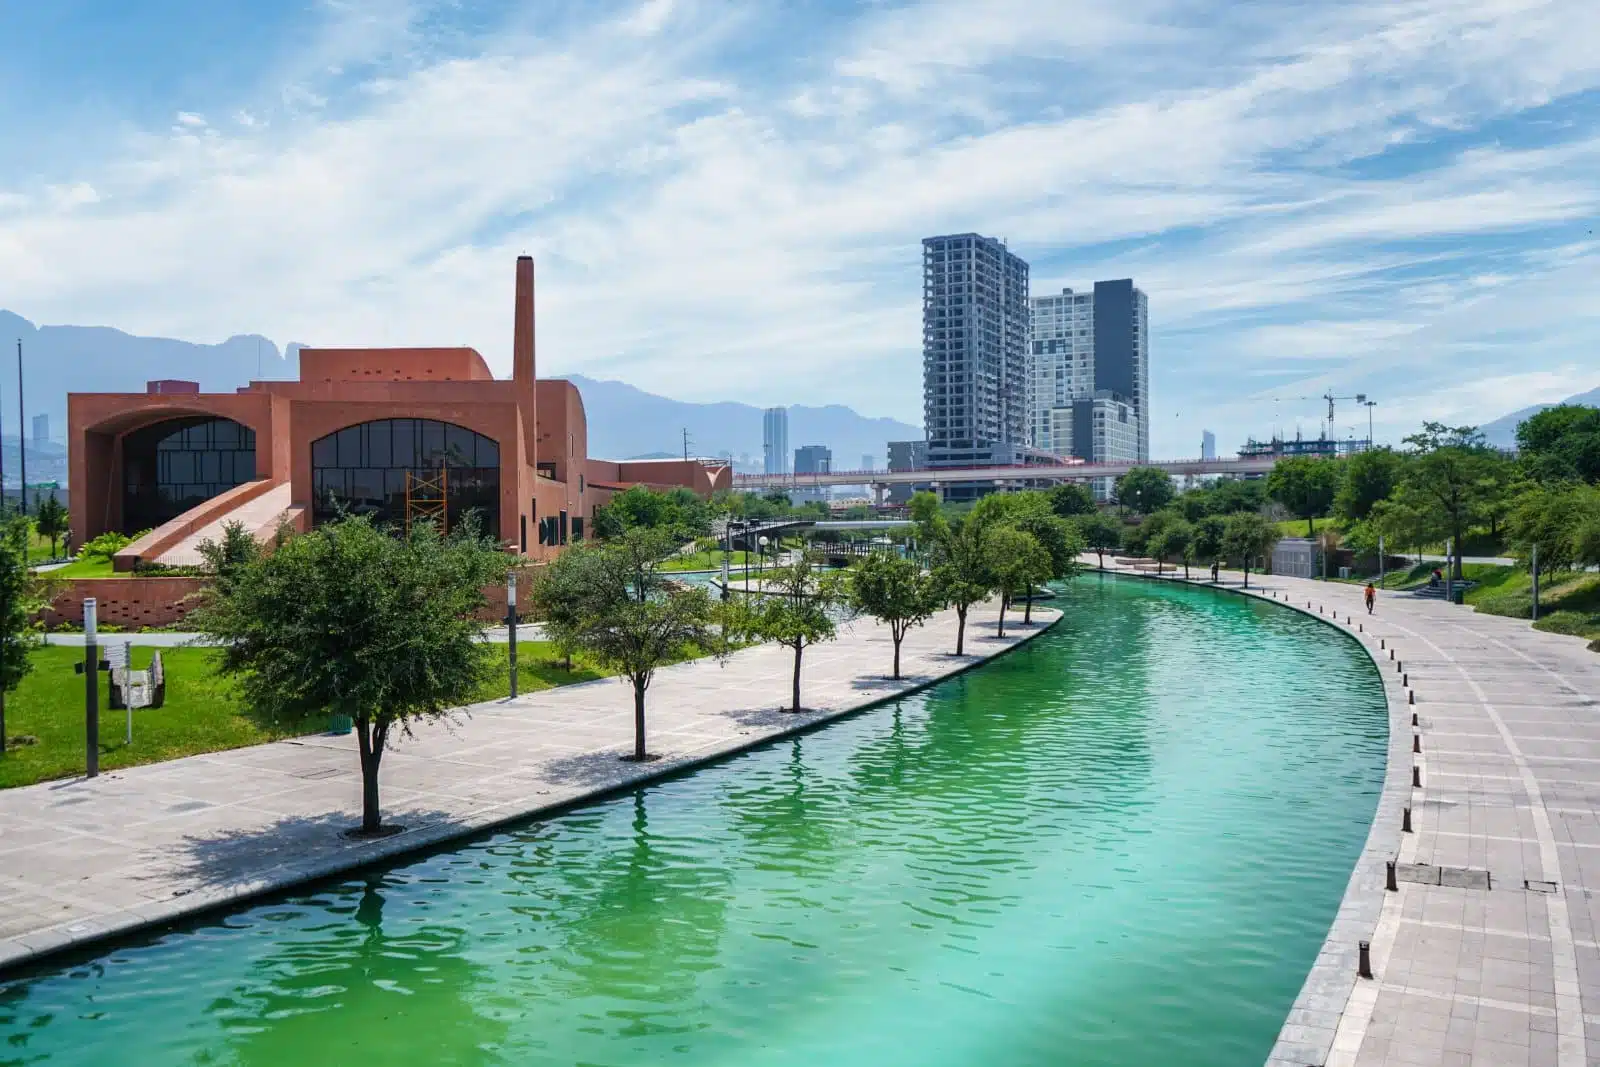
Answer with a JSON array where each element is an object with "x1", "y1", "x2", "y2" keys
[
  {"x1": 996, "y1": 596, "x2": 1006, "y2": 638},
  {"x1": 1156, "y1": 558, "x2": 1163, "y2": 575},
  {"x1": 1243, "y1": 563, "x2": 1251, "y2": 589},
  {"x1": 1096, "y1": 548, "x2": 1105, "y2": 569},
  {"x1": 1182, "y1": 561, "x2": 1189, "y2": 579},
  {"x1": 956, "y1": 605, "x2": 967, "y2": 656},
  {"x1": 1, "y1": 689, "x2": 7, "y2": 757},
  {"x1": 1024, "y1": 591, "x2": 1033, "y2": 624},
  {"x1": 1307, "y1": 516, "x2": 1315, "y2": 537},
  {"x1": 355, "y1": 717, "x2": 387, "y2": 833},
  {"x1": 892, "y1": 633, "x2": 902, "y2": 679},
  {"x1": 791, "y1": 643, "x2": 804, "y2": 711},
  {"x1": 632, "y1": 679, "x2": 648, "y2": 760}
]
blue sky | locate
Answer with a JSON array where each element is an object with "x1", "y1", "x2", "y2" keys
[{"x1": 2, "y1": 0, "x2": 1598, "y2": 457}]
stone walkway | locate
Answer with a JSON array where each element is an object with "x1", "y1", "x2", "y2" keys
[
  {"x1": 1104, "y1": 561, "x2": 1600, "y2": 1067},
  {"x1": 0, "y1": 601, "x2": 1053, "y2": 974}
]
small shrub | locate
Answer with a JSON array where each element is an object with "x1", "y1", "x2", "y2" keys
[
  {"x1": 1474, "y1": 593, "x2": 1533, "y2": 620},
  {"x1": 1535, "y1": 611, "x2": 1600, "y2": 639},
  {"x1": 80, "y1": 531, "x2": 135, "y2": 561}
]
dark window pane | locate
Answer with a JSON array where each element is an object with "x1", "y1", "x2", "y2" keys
[
  {"x1": 368, "y1": 420, "x2": 392, "y2": 467},
  {"x1": 421, "y1": 420, "x2": 446, "y2": 466},
  {"x1": 477, "y1": 434, "x2": 499, "y2": 468},
  {"x1": 312, "y1": 434, "x2": 337, "y2": 467},
  {"x1": 337, "y1": 426, "x2": 362, "y2": 467},
  {"x1": 200, "y1": 451, "x2": 220, "y2": 483},
  {"x1": 390, "y1": 420, "x2": 416, "y2": 468},
  {"x1": 446, "y1": 424, "x2": 474, "y2": 467},
  {"x1": 212, "y1": 420, "x2": 237, "y2": 448}
]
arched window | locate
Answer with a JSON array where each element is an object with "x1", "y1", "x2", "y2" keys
[
  {"x1": 122, "y1": 417, "x2": 257, "y2": 534},
  {"x1": 310, "y1": 418, "x2": 500, "y2": 536}
]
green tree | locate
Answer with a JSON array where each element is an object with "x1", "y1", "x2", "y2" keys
[
  {"x1": 1046, "y1": 482, "x2": 1096, "y2": 517},
  {"x1": 927, "y1": 515, "x2": 993, "y2": 656},
  {"x1": 34, "y1": 496, "x2": 68, "y2": 560},
  {"x1": 593, "y1": 486, "x2": 711, "y2": 541},
  {"x1": 1222, "y1": 512, "x2": 1279, "y2": 589},
  {"x1": 848, "y1": 552, "x2": 939, "y2": 679},
  {"x1": 1394, "y1": 441, "x2": 1500, "y2": 579},
  {"x1": 1407, "y1": 421, "x2": 1486, "y2": 452},
  {"x1": 1517, "y1": 405, "x2": 1600, "y2": 484},
  {"x1": 1208, "y1": 478, "x2": 1268, "y2": 515},
  {"x1": 1191, "y1": 515, "x2": 1227, "y2": 571},
  {"x1": 746, "y1": 553, "x2": 844, "y2": 712},
  {"x1": 1334, "y1": 447, "x2": 1405, "y2": 523},
  {"x1": 1075, "y1": 512, "x2": 1124, "y2": 569},
  {"x1": 1267, "y1": 456, "x2": 1341, "y2": 536},
  {"x1": 535, "y1": 527, "x2": 719, "y2": 759},
  {"x1": 984, "y1": 526, "x2": 1050, "y2": 634},
  {"x1": 0, "y1": 519, "x2": 47, "y2": 756},
  {"x1": 1505, "y1": 483, "x2": 1594, "y2": 575},
  {"x1": 190, "y1": 517, "x2": 504, "y2": 833},
  {"x1": 1150, "y1": 518, "x2": 1195, "y2": 578},
  {"x1": 1115, "y1": 466, "x2": 1175, "y2": 515},
  {"x1": 1368, "y1": 497, "x2": 1434, "y2": 563},
  {"x1": 1126, "y1": 509, "x2": 1176, "y2": 559}
]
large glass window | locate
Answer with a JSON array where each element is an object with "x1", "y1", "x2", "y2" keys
[
  {"x1": 122, "y1": 417, "x2": 257, "y2": 534},
  {"x1": 310, "y1": 418, "x2": 500, "y2": 537}
]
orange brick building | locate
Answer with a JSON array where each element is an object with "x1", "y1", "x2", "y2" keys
[{"x1": 68, "y1": 256, "x2": 729, "y2": 571}]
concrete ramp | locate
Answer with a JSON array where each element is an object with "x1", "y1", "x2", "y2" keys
[{"x1": 155, "y1": 481, "x2": 295, "y2": 567}]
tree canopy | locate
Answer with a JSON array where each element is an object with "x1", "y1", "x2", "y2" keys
[
  {"x1": 191, "y1": 516, "x2": 505, "y2": 833},
  {"x1": 1267, "y1": 456, "x2": 1341, "y2": 536},
  {"x1": 0, "y1": 518, "x2": 48, "y2": 757},
  {"x1": 1517, "y1": 405, "x2": 1600, "y2": 484},
  {"x1": 1221, "y1": 512, "x2": 1279, "y2": 588},
  {"x1": 742, "y1": 553, "x2": 845, "y2": 711},
  {"x1": 1075, "y1": 511, "x2": 1124, "y2": 568},
  {"x1": 593, "y1": 486, "x2": 712, "y2": 541},
  {"x1": 848, "y1": 552, "x2": 939, "y2": 679},
  {"x1": 1334, "y1": 447, "x2": 1405, "y2": 523},
  {"x1": 1115, "y1": 466, "x2": 1175, "y2": 515}
]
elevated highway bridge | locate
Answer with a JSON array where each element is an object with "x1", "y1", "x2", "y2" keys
[{"x1": 731, "y1": 455, "x2": 1281, "y2": 497}]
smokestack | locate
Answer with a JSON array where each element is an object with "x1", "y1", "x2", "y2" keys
[{"x1": 513, "y1": 255, "x2": 535, "y2": 386}]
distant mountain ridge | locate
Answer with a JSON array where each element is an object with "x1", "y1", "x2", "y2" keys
[
  {"x1": 0, "y1": 310, "x2": 920, "y2": 478},
  {"x1": 1479, "y1": 385, "x2": 1600, "y2": 448}
]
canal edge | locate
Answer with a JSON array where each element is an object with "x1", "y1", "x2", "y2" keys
[
  {"x1": 1096, "y1": 567, "x2": 1408, "y2": 1067},
  {"x1": 0, "y1": 606, "x2": 1063, "y2": 982}
]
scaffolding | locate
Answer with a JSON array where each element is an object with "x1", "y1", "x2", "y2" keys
[{"x1": 404, "y1": 467, "x2": 448, "y2": 535}]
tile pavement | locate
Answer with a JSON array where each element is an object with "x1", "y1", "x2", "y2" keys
[
  {"x1": 1108, "y1": 561, "x2": 1600, "y2": 1067},
  {"x1": 0, "y1": 600, "x2": 1055, "y2": 974}
]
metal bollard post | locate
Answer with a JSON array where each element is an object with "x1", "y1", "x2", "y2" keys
[
  {"x1": 1403, "y1": 673, "x2": 1408, "y2": 687},
  {"x1": 1413, "y1": 734, "x2": 1421, "y2": 753},
  {"x1": 1413, "y1": 765, "x2": 1422, "y2": 788},
  {"x1": 1411, "y1": 711, "x2": 1418, "y2": 727},
  {"x1": 1409, "y1": 690, "x2": 1415, "y2": 706},
  {"x1": 505, "y1": 571, "x2": 519, "y2": 700},
  {"x1": 1386, "y1": 860, "x2": 1398, "y2": 892},
  {"x1": 1403, "y1": 806, "x2": 1413, "y2": 832},
  {"x1": 1359, "y1": 940, "x2": 1373, "y2": 979},
  {"x1": 84, "y1": 598, "x2": 99, "y2": 778}
]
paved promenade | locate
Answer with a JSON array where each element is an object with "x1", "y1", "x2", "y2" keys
[
  {"x1": 0, "y1": 601, "x2": 1053, "y2": 974},
  {"x1": 1110, "y1": 561, "x2": 1600, "y2": 1067}
]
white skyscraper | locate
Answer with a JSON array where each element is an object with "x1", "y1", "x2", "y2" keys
[
  {"x1": 763, "y1": 407, "x2": 789, "y2": 475},
  {"x1": 1201, "y1": 430, "x2": 1216, "y2": 461}
]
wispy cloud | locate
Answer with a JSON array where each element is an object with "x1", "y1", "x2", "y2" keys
[{"x1": 1, "y1": 0, "x2": 1599, "y2": 454}]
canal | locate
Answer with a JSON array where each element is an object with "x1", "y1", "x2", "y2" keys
[{"x1": 0, "y1": 574, "x2": 1387, "y2": 1066}]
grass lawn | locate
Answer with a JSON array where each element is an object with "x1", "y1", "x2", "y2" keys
[
  {"x1": 0, "y1": 640, "x2": 634, "y2": 789},
  {"x1": 1275, "y1": 517, "x2": 1338, "y2": 539},
  {"x1": 39, "y1": 555, "x2": 118, "y2": 578},
  {"x1": 661, "y1": 549, "x2": 754, "y2": 572},
  {"x1": 1465, "y1": 567, "x2": 1600, "y2": 648}
]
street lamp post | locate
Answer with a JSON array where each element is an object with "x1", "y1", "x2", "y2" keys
[
  {"x1": 15, "y1": 339, "x2": 24, "y2": 516},
  {"x1": 758, "y1": 536, "x2": 769, "y2": 581},
  {"x1": 506, "y1": 571, "x2": 519, "y2": 699}
]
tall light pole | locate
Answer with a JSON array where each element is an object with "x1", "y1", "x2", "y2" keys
[
  {"x1": 1362, "y1": 399, "x2": 1377, "y2": 451},
  {"x1": 16, "y1": 339, "x2": 25, "y2": 515}
]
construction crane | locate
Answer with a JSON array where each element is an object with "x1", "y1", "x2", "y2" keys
[{"x1": 1322, "y1": 392, "x2": 1370, "y2": 443}]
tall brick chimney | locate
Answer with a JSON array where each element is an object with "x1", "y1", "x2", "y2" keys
[{"x1": 514, "y1": 255, "x2": 535, "y2": 387}]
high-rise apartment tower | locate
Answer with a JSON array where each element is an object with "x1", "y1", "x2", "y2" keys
[{"x1": 922, "y1": 234, "x2": 1030, "y2": 493}]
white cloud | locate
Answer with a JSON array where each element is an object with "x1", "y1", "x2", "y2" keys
[
  {"x1": 3, "y1": 0, "x2": 1600, "y2": 457},
  {"x1": 175, "y1": 112, "x2": 207, "y2": 128}
]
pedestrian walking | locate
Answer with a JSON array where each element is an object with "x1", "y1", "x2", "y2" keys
[{"x1": 1364, "y1": 582, "x2": 1376, "y2": 615}]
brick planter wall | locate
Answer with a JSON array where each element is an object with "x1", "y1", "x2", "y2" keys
[{"x1": 43, "y1": 577, "x2": 207, "y2": 628}]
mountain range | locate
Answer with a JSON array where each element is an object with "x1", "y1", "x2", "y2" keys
[
  {"x1": 1478, "y1": 385, "x2": 1600, "y2": 448},
  {"x1": 0, "y1": 311, "x2": 917, "y2": 477}
]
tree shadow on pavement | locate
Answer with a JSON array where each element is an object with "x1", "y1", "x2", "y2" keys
[{"x1": 145, "y1": 806, "x2": 465, "y2": 896}]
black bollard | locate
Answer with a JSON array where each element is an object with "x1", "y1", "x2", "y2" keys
[
  {"x1": 1403, "y1": 806, "x2": 1413, "y2": 832},
  {"x1": 1403, "y1": 673, "x2": 1408, "y2": 687},
  {"x1": 1413, "y1": 765, "x2": 1422, "y2": 788},
  {"x1": 1386, "y1": 860, "x2": 1398, "y2": 891},
  {"x1": 1411, "y1": 712, "x2": 1418, "y2": 726},
  {"x1": 1409, "y1": 690, "x2": 1415, "y2": 706},
  {"x1": 1413, "y1": 733, "x2": 1421, "y2": 753},
  {"x1": 1359, "y1": 940, "x2": 1373, "y2": 979}
]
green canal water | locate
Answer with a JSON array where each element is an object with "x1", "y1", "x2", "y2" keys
[{"x1": 0, "y1": 575, "x2": 1387, "y2": 1066}]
